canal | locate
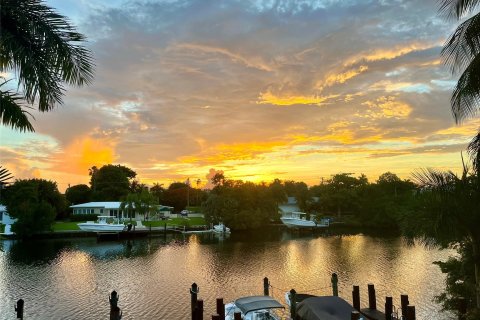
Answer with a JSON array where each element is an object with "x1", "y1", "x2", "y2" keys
[{"x1": 0, "y1": 228, "x2": 454, "y2": 319}]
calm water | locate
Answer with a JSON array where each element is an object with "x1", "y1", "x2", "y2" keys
[{"x1": 0, "y1": 229, "x2": 454, "y2": 320}]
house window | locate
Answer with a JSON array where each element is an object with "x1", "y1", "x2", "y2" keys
[
  {"x1": 0, "y1": 211, "x2": 3, "y2": 222},
  {"x1": 100, "y1": 209, "x2": 103, "y2": 214},
  {"x1": 90, "y1": 209, "x2": 94, "y2": 214}
]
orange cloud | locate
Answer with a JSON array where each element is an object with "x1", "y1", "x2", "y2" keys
[
  {"x1": 323, "y1": 65, "x2": 368, "y2": 87},
  {"x1": 52, "y1": 137, "x2": 116, "y2": 175},
  {"x1": 360, "y1": 96, "x2": 412, "y2": 119},
  {"x1": 257, "y1": 91, "x2": 337, "y2": 106}
]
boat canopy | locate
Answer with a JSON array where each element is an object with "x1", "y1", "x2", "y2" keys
[
  {"x1": 295, "y1": 296, "x2": 355, "y2": 320},
  {"x1": 234, "y1": 296, "x2": 284, "y2": 315}
]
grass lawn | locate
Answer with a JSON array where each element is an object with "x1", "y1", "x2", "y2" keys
[{"x1": 51, "y1": 217, "x2": 207, "y2": 231}]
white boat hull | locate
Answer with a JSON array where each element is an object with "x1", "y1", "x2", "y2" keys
[
  {"x1": 77, "y1": 223, "x2": 126, "y2": 232},
  {"x1": 280, "y1": 217, "x2": 329, "y2": 228}
]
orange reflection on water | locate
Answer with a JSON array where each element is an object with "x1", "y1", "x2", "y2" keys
[{"x1": 53, "y1": 250, "x2": 95, "y2": 296}]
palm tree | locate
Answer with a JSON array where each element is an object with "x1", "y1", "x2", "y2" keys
[
  {"x1": 405, "y1": 165, "x2": 480, "y2": 310},
  {"x1": 440, "y1": 0, "x2": 480, "y2": 168},
  {"x1": 120, "y1": 193, "x2": 138, "y2": 222},
  {"x1": 0, "y1": 0, "x2": 94, "y2": 132}
]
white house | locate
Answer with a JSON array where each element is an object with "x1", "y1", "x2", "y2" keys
[
  {"x1": 70, "y1": 202, "x2": 174, "y2": 220},
  {"x1": 0, "y1": 204, "x2": 16, "y2": 225}
]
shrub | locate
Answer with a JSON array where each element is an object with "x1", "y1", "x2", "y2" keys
[{"x1": 69, "y1": 214, "x2": 99, "y2": 222}]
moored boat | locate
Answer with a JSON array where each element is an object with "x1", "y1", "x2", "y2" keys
[
  {"x1": 280, "y1": 212, "x2": 329, "y2": 229},
  {"x1": 225, "y1": 295, "x2": 284, "y2": 320},
  {"x1": 77, "y1": 216, "x2": 126, "y2": 232},
  {"x1": 213, "y1": 222, "x2": 231, "y2": 234}
]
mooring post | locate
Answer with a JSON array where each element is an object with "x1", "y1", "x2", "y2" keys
[
  {"x1": 331, "y1": 273, "x2": 338, "y2": 297},
  {"x1": 233, "y1": 312, "x2": 242, "y2": 320},
  {"x1": 290, "y1": 289, "x2": 297, "y2": 319},
  {"x1": 216, "y1": 298, "x2": 225, "y2": 320},
  {"x1": 367, "y1": 284, "x2": 376, "y2": 310},
  {"x1": 457, "y1": 297, "x2": 467, "y2": 320},
  {"x1": 352, "y1": 285, "x2": 360, "y2": 310},
  {"x1": 109, "y1": 290, "x2": 119, "y2": 308},
  {"x1": 351, "y1": 310, "x2": 360, "y2": 320},
  {"x1": 263, "y1": 277, "x2": 269, "y2": 296},
  {"x1": 15, "y1": 299, "x2": 24, "y2": 319},
  {"x1": 400, "y1": 294, "x2": 409, "y2": 318},
  {"x1": 164, "y1": 222, "x2": 167, "y2": 233},
  {"x1": 195, "y1": 299, "x2": 204, "y2": 320},
  {"x1": 191, "y1": 283, "x2": 199, "y2": 320},
  {"x1": 110, "y1": 306, "x2": 122, "y2": 320},
  {"x1": 406, "y1": 305, "x2": 416, "y2": 320},
  {"x1": 385, "y1": 296, "x2": 393, "y2": 320}
]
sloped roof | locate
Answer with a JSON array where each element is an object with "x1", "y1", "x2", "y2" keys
[{"x1": 70, "y1": 202, "x2": 122, "y2": 209}]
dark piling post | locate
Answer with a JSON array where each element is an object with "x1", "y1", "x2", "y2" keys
[
  {"x1": 385, "y1": 296, "x2": 393, "y2": 320},
  {"x1": 195, "y1": 299, "x2": 204, "y2": 320},
  {"x1": 109, "y1": 291, "x2": 121, "y2": 320},
  {"x1": 367, "y1": 284, "x2": 376, "y2": 310},
  {"x1": 406, "y1": 305, "x2": 416, "y2": 320},
  {"x1": 352, "y1": 285, "x2": 360, "y2": 310},
  {"x1": 15, "y1": 299, "x2": 24, "y2": 319},
  {"x1": 331, "y1": 273, "x2": 338, "y2": 297},
  {"x1": 216, "y1": 298, "x2": 225, "y2": 320},
  {"x1": 164, "y1": 222, "x2": 167, "y2": 233},
  {"x1": 351, "y1": 310, "x2": 360, "y2": 320},
  {"x1": 212, "y1": 316, "x2": 220, "y2": 320},
  {"x1": 190, "y1": 283, "x2": 199, "y2": 320},
  {"x1": 233, "y1": 312, "x2": 242, "y2": 320},
  {"x1": 290, "y1": 289, "x2": 297, "y2": 319},
  {"x1": 458, "y1": 297, "x2": 467, "y2": 320},
  {"x1": 263, "y1": 277, "x2": 269, "y2": 296},
  {"x1": 400, "y1": 294, "x2": 409, "y2": 318}
]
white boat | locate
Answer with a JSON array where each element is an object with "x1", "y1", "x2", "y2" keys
[
  {"x1": 77, "y1": 216, "x2": 126, "y2": 232},
  {"x1": 225, "y1": 295, "x2": 284, "y2": 320},
  {"x1": 213, "y1": 222, "x2": 231, "y2": 234},
  {"x1": 280, "y1": 212, "x2": 329, "y2": 229}
]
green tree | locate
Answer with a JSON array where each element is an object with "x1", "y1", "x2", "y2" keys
[
  {"x1": 91, "y1": 164, "x2": 136, "y2": 201},
  {"x1": 0, "y1": 0, "x2": 94, "y2": 132},
  {"x1": 120, "y1": 193, "x2": 138, "y2": 222},
  {"x1": 440, "y1": 0, "x2": 480, "y2": 167},
  {"x1": 163, "y1": 182, "x2": 189, "y2": 212},
  {"x1": 65, "y1": 184, "x2": 91, "y2": 205},
  {"x1": 403, "y1": 166, "x2": 480, "y2": 313},
  {"x1": 150, "y1": 183, "x2": 165, "y2": 204},
  {"x1": 3, "y1": 179, "x2": 62, "y2": 237},
  {"x1": 135, "y1": 189, "x2": 157, "y2": 221}
]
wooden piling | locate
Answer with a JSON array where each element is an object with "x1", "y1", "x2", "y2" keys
[
  {"x1": 331, "y1": 273, "x2": 338, "y2": 297},
  {"x1": 15, "y1": 299, "x2": 24, "y2": 319},
  {"x1": 290, "y1": 289, "x2": 297, "y2": 319},
  {"x1": 233, "y1": 312, "x2": 242, "y2": 320},
  {"x1": 385, "y1": 296, "x2": 393, "y2": 320},
  {"x1": 263, "y1": 277, "x2": 269, "y2": 296},
  {"x1": 190, "y1": 283, "x2": 199, "y2": 320},
  {"x1": 195, "y1": 299, "x2": 204, "y2": 320},
  {"x1": 351, "y1": 310, "x2": 360, "y2": 320},
  {"x1": 216, "y1": 298, "x2": 225, "y2": 320},
  {"x1": 406, "y1": 305, "x2": 416, "y2": 320},
  {"x1": 368, "y1": 284, "x2": 377, "y2": 310},
  {"x1": 352, "y1": 285, "x2": 360, "y2": 310},
  {"x1": 400, "y1": 294, "x2": 409, "y2": 318},
  {"x1": 110, "y1": 306, "x2": 122, "y2": 320},
  {"x1": 457, "y1": 297, "x2": 467, "y2": 320}
]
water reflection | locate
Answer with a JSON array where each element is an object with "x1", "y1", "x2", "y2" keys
[{"x1": 0, "y1": 229, "x2": 454, "y2": 320}]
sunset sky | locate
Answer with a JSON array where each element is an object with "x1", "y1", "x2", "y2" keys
[{"x1": 1, "y1": 0, "x2": 477, "y2": 191}]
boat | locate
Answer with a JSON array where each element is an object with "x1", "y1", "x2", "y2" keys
[
  {"x1": 213, "y1": 222, "x2": 231, "y2": 234},
  {"x1": 291, "y1": 296, "x2": 357, "y2": 320},
  {"x1": 77, "y1": 216, "x2": 126, "y2": 232},
  {"x1": 280, "y1": 212, "x2": 329, "y2": 229},
  {"x1": 225, "y1": 295, "x2": 284, "y2": 320}
]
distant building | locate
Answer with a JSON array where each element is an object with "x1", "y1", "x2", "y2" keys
[
  {"x1": 70, "y1": 202, "x2": 174, "y2": 220},
  {"x1": 0, "y1": 205, "x2": 16, "y2": 225}
]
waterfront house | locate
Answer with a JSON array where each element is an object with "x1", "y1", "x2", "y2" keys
[
  {"x1": 70, "y1": 202, "x2": 174, "y2": 220},
  {"x1": 0, "y1": 204, "x2": 16, "y2": 225}
]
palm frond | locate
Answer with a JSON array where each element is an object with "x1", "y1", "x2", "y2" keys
[
  {"x1": 450, "y1": 52, "x2": 480, "y2": 122},
  {"x1": 439, "y1": 0, "x2": 480, "y2": 20},
  {"x1": 467, "y1": 129, "x2": 480, "y2": 170},
  {"x1": 0, "y1": 166, "x2": 14, "y2": 186},
  {"x1": 0, "y1": 0, "x2": 94, "y2": 112},
  {"x1": 441, "y1": 12, "x2": 480, "y2": 75},
  {"x1": 0, "y1": 88, "x2": 35, "y2": 132}
]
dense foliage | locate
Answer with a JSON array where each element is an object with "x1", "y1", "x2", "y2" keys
[
  {"x1": 2, "y1": 179, "x2": 64, "y2": 237},
  {"x1": 65, "y1": 184, "x2": 92, "y2": 205},
  {"x1": 90, "y1": 164, "x2": 137, "y2": 201}
]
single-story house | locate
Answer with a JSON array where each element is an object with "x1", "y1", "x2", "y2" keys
[
  {"x1": 0, "y1": 204, "x2": 16, "y2": 225},
  {"x1": 70, "y1": 202, "x2": 174, "y2": 220}
]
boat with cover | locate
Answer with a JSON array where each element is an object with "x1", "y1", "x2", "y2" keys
[
  {"x1": 213, "y1": 222, "x2": 231, "y2": 234},
  {"x1": 286, "y1": 295, "x2": 357, "y2": 320},
  {"x1": 225, "y1": 295, "x2": 284, "y2": 320},
  {"x1": 280, "y1": 212, "x2": 329, "y2": 229},
  {"x1": 77, "y1": 216, "x2": 126, "y2": 232}
]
